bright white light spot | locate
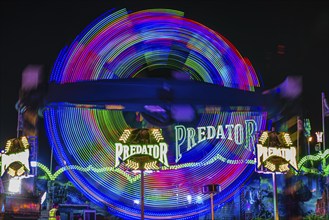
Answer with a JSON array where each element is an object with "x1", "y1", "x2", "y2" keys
[
  {"x1": 30, "y1": 161, "x2": 37, "y2": 167},
  {"x1": 8, "y1": 178, "x2": 21, "y2": 193},
  {"x1": 186, "y1": 195, "x2": 192, "y2": 204},
  {"x1": 133, "y1": 199, "x2": 140, "y2": 205},
  {"x1": 41, "y1": 192, "x2": 47, "y2": 204},
  {"x1": 196, "y1": 195, "x2": 203, "y2": 204}
]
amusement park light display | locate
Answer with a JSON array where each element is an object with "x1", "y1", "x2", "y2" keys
[
  {"x1": 256, "y1": 131, "x2": 298, "y2": 173},
  {"x1": 115, "y1": 128, "x2": 169, "y2": 169},
  {"x1": 44, "y1": 9, "x2": 267, "y2": 219},
  {"x1": 1, "y1": 136, "x2": 30, "y2": 177}
]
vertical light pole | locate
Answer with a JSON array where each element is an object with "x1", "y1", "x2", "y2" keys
[
  {"x1": 47, "y1": 145, "x2": 54, "y2": 211},
  {"x1": 141, "y1": 168, "x2": 145, "y2": 220},
  {"x1": 116, "y1": 128, "x2": 168, "y2": 220},
  {"x1": 308, "y1": 136, "x2": 313, "y2": 155},
  {"x1": 272, "y1": 173, "x2": 279, "y2": 220},
  {"x1": 202, "y1": 184, "x2": 221, "y2": 220},
  {"x1": 50, "y1": 146, "x2": 54, "y2": 175},
  {"x1": 256, "y1": 131, "x2": 298, "y2": 220},
  {"x1": 210, "y1": 192, "x2": 214, "y2": 220},
  {"x1": 322, "y1": 92, "x2": 326, "y2": 151}
]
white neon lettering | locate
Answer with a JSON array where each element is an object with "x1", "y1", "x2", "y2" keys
[
  {"x1": 174, "y1": 120, "x2": 258, "y2": 162},
  {"x1": 207, "y1": 126, "x2": 216, "y2": 140},
  {"x1": 134, "y1": 145, "x2": 142, "y2": 154},
  {"x1": 225, "y1": 124, "x2": 234, "y2": 140},
  {"x1": 142, "y1": 145, "x2": 148, "y2": 154},
  {"x1": 130, "y1": 145, "x2": 136, "y2": 155},
  {"x1": 148, "y1": 145, "x2": 154, "y2": 156},
  {"x1": 187, "y1": 128, "x2": 197, "y2": 151},
  {"x1": 115, "y1": 143, "x2": 123, "y2": 167},
  {"x1": 234, "y1": 124, "x2": 244, "y2": 145},
  {"x1": 256, "y1": 144, "x2": 297, "y2": 170},
  {"x1": 115, "y1": 143, "x2": 169, "y2": 167},
  {"x1": 197, "y1": 127, "x2": 206, "y2": 143},
  {"x1": 216, "y1": 125, "x2": 225, "y2": 139},
  {"x1": 175, "y1": 126, "x2": 185, "y2": 163},
  {"x1": 159, "y1": 143, "x2": 169, "y2": 167},
  {"x1": 123, "y1": 145, "x2": 129, "y2": 161},
  {"x1": 245, "y1": 120, "x2": 257, "y2": 151},
  {"x1": 153, "y1": 145, "x2": 159, "y2": 158}
]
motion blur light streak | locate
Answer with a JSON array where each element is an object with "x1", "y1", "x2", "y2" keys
[
  {"x1": 50, "y1": 8, "x2": 259, "y2": 91},
  {"x1": 44, "y1": 8, "x2": 267, "y2": 219}
]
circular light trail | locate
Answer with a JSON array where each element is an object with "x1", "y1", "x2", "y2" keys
[{"x1": 45, "y1": 8, "x2": 266, "y2": 219}]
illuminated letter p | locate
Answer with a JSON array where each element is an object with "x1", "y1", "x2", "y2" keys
[
  {"x1": 175, "y1": 125, "x2": 186, "y2": 162},
  {"x1": 115, "y1": 143, "x2": 123, "y2": 167}
]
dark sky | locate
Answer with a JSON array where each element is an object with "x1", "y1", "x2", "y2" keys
[{"x1": 0, "y1": 1, "x2": 328, "y2": 166}]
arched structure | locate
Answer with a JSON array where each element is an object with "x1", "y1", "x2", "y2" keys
[{"x1": 44, "y1": 9, "x2": 267, "y2": 219}]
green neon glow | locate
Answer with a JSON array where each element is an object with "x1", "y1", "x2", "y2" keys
[
  {"x1": 36, "y1": 148, "x2": 329, "y2": 185},
  {"x1": 296, "y1": 149, "x2": 329, "y2": 175},
  {"x1": 36, "y1": 153, "x2": 255, "y2": 183},
  {"x1": 298, "y1": 149, "x2": 329, "y2": 168},
  {"x1": 37, "y1": 162, "x2": 140, "y2": 183},
  {"x1": 162, "y1": 154, "x2": 255, "y2": 170}
]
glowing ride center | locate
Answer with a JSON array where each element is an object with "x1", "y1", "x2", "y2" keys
[{"x1": 44, "y1": 9, "x2": 267, "y2": 219}]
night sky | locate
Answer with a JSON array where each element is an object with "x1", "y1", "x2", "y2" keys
[{"x1": 0, "y1": 1, "x2": 328, "y2": 167}]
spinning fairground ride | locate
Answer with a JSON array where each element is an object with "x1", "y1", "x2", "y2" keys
[{"x1": 44, "y1": 8, "x2": 274, "y2": 219}]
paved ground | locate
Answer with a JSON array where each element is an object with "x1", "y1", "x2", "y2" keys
[{"x1": 38, "y1": 210, "x2": 48, "y2": 220}]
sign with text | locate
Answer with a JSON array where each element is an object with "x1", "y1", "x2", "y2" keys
[
  {"x1": 256, "y1": 131, "x2": 298, "y2": 173},
  {"x1": 175, "y1": 119, "x2": 258, "y2": 162},
  {"x1": 115, "y1": 128, "x2": 169, "y2": 170},
  {"x1": 1, "y1": 136, "x2": 30, "y2": 177}
]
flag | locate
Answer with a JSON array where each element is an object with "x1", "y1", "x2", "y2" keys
[
  {"x1": 322, "y1": 92, "x2": 328, "y2": 151},
  {"x1": 303, "y1": 118, "x2": 311, "y2": 138},
  {"x1": 323, "y1": 94, "x2": 329, "y2": 117},
  {"x1": 297, "y1": 117, "x2": 303, "y2": 132}
]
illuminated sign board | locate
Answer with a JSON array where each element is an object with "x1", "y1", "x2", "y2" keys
[
  {"x1": 115, "y1": 142, "x2": 169, "y2": 168},
  {"x1": 1, "y1": 136, "x2": 30, "y2": 177},
  {"x1": 175, "y1": 120, "x2": 257, "y2": 162},
  {"x1": 256, "y1": 131, "x2": 298, "y2": 173},
  {"x1": 115, "y1": 128, "x2": 169, "y2": 169}
]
